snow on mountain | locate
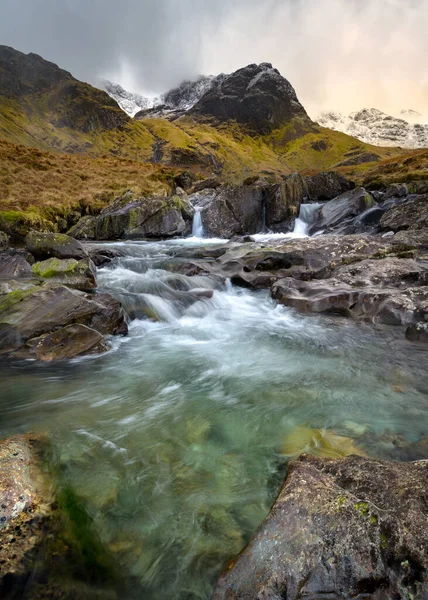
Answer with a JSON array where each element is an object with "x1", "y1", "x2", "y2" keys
[
  {"x1": 102, "y1": 74, "x2": 225, "y2": 119},
  {"x1": 317, "y1": 108, "x2": 428, "y2": 149},
  {"x1": 101, "y1": 80, "x2": 156, "y2": 116}
]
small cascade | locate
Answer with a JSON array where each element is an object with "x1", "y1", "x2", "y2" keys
[
  {"x1": 292, "y1": 203, "x2": 322, "y2": 237},
  {"x1": 192, "y1": 208, "x2": 204, "y2": 238}
]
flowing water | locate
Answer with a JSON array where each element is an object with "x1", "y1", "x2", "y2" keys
[{"x1": 1, "y1": 235, "x2": 428, "y2": 599}]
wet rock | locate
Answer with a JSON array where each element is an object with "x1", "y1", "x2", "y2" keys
[
  {"x1": 68, "y1": 215, "x2": 97, "y2": 240},
  {"x1": 406, "y1": 322, "x2": 428, "y2": 343},
  {"x1": 32, "y1": 257, "x2": 97, "y2": 290},
  {"x1": 210, "y1": 235, "x2": 403, "y2": 289},
  {"x1": 212, "y1": 454, "x2": 428, "y2": 600},
  {"x1": 21, "y1": 324, "x2": 110, "y2": 361},
  {"x1": 264, "y1": 173, "x2": 306, "y2": 229},
  {"x1": 305, "y1": 171, "x2": 354, "y2": 201},
  {"x1": 392, "y1": 228, "x2": 428, "y2": 249},
  {"x1": 311, "y1": 187, "x2": 375, "y2": 233},
  {"x1": 333, "y1": 257, "x2": 427, "y2": 288},
  {"x1": 202, "y1": 185, "x2": 264, "y2": 238},
  {"x1": 0, "y1": 434, "x2": 123, "y2": 598},
  {"x1": 0, "y1": 249, "x2": 34, "y2": 278},
  {"x1": 174, "y1": 170, "x2": 197, "y2": 191},
  {"x1": 88, "y1": 246, "x2": 123, "y2": 267},
  {"x1": 0, "y1": 283, "x2": 128, "y2": 358},
  {"x1": 380, "y1": 194, "x2": 428, "y2": 232},
  {"x1": 26, "y1": 230, "x2": 89, "y2": 260},
  {"x1": 272, "y1": 277, "x2": 428, "y2": 324}
]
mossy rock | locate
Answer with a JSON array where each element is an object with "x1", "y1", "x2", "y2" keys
[
  {"x1": 32, "y1": 257, "x2": 97, "y2": 290},
  {"x1": 26, "y1": 230, "x2": 88, "y2": 260}
]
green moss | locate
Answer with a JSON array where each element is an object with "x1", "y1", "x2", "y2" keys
[
  {"x1": 0, "y1": 288, "x2": 34, "y2": 313},
  {"x1": 32, "y1": 257, "x2": 79, "y2": 278},
  {"x1": 380, "y1": 532, "x2": 388, "y2": 550},
  {"x1": 354, "y1": 501, "x2": 369, "y2": 515},
  {"x1": 335, "y1": 495, "x2": 346, "y2": 509}
]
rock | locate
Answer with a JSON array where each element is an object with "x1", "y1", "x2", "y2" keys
[
  {"x1": 174, "y1": 170, "x2": 196, "y2": 191},
  {"x1": 406, "y1": 322, "x2": 428, "y2": 343},
  {"x1": 333, "y1": 257, "x2": 427, "y2": 288},
  {"x1": 67, "y1": 215, "x2": 97, "y2": 240},
  {"x1": 22, "y1": 324, "x2": 110, "y2": 361},
  {"x1": 95, "y1": 194, "x2": 189, "y2": 240},
  {"x1": 272, "y1": 277, "x2": 428, "y2": 325},
  {"x1": 392, "y1": 228, "x2": 428, "y2": 248},
  {"x1": 211, "y1": 235, "x2": 403, "y2": 288},
  {"x1": 190, "y1": 63, "x2": 312, "y2": 134},
  {"x1": 190, "y1": 177, "x2": 222, "y2": 193},
  {"x1": 212, "y1": 454, "x2": 428, "y2": 600},
  {"x1": 202, "y1": 185, "x2": 264, "y2": 238},
  {"x1": 25, "y1": 230, "x2": 89, "y2": 260},
  {"x1": 0, "y1": 231, "x2": 9, "y2": 249},
  {"x1": 0, "y1": 249, "x2": 34, "y2": 278},
  {"x1": 380, "y1": 194, "x2": 428, "y2": 232},
  {"x1": 0, "y1": 433, "x2": 123, "y2": 598},
  {"x1": 384, "y1": 182, "x2": 409, "y2": 199},
  {"x1": 305, "y1": 171, "x2": 354, "y2": 201},
  {"x1": 0, "y1": 283, "x2": 128, "y2": 358},
  {"x1": 311, "y1": 187, "x2": 375, "y2": 233},
  {"x1": 87, "y1": 246, "x2": 123, "y2": 267},
  {"x1": 32, "y1": 257, "x2": 97, "y2": 290},
  {"x1": 264, "y1": 173, "x2": 306, "y2": 228}
]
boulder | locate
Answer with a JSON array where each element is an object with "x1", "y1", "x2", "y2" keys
[
  {"x1": 67, "y1": 215, "x2": 97, "y2": 240},
  {"x1": 311, "y1": 187, "x2": 375, "y2": 233},
  {"x1": 22, "y1": 324, "x2": 110, "y2": 361},
  {"x1": 392, "y1": 228, "x2": 428, "y2": 249},
  {"x1": 264, "y1": 173, "x2": 306, "y2": 228},
  {"x1": 95, "y1": 195, "x2": 189, "y2": 240},
  {"x1": 209, "y1": 235, "x2": 405, "y2": 288},
  {"x1": 88, "y1": 246, "x2": 123, "y2": 267},
  {"x1": 25, "y1": 230, "x2": 89, "y2": 260},
  {"x1": 190, "y1": 177, "x2": 222, "y2": 193},
  {"x1": 406, "y1": 322, "x2": 428, "y2": 343},
  {"x1": 305, "y1": 171, "x2": 354, "y2": 201},
  {"x1": 190, "y1": 63, "x2": 312, "y2": 134},
  {"x1": 0, "y1": 283, "x2": 128, "y2": 358},
  {"x1": 0, "y1": 249, "x2": 34, "y2": 278},
  {"x1": 272, "y1": 277, "x2": 428, "y2": 325},
  {"x1": 212, "y1": 454, "x2": 428, "y2": 600},
  {"x1": 202, "y1": 185, "x2": 264, "y2": 238},
  {"x1": 380, "y1": 194, "x2": 428, "y2": 232},
  {"x1": 32, "y1": 257, "x2": 97, "y2": 290}
]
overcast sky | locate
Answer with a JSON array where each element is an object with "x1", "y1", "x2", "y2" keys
[{"x1": 1, "y1": 0, "x2": 428, "y2": 117}]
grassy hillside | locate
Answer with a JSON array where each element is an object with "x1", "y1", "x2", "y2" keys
[{"x1": 0, "y1": 138, "x2": 176, "y2": 235}]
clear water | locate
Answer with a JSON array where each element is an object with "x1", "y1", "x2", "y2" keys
[{"x1": 1, "y1": 238, "x2": 428, "y2": 599}]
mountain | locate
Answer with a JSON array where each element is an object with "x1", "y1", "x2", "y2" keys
[
  {"x1": 102, "y1": 80, "x2": 154, "y2": 116},
  {"x1": 317, "y1": 108, "x2": 428, "y2": 149},
  {"x1": 189, "y1": 63, "x2": 311, "y2": 134}
]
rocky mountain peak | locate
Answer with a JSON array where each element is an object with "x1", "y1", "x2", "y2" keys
[{"x1": 189, "y1": 62, "x2": 311, "y2": 134}]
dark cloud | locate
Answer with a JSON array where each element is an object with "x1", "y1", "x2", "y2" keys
[{"x1": 1, "y1": 0, "x2": 427, "y2": 116}]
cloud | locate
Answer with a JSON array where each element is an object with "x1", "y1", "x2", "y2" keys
[{"x1": 1, "y1": 0, "x2": 427, "y2": 116}]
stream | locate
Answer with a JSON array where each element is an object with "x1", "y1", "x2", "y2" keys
[{"x1": 1, "y1": 234, "x2": 428, "y2": 599}]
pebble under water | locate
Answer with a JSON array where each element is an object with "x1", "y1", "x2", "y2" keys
[{"x1": 1, "y1": 238, "x2": 428, "y2": 599}]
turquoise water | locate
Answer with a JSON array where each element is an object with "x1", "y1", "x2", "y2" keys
[{"x1": 1, "y1": 239, "x2": 428, "y2": 599}]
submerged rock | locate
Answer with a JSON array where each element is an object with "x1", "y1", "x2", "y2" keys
[
  {"x1": 0, "y1": 283, "x2": 127, "y2": 359},
  {"x1": 32, "y1": 256, "x2": 97, "y2": 290},
  {"x1": 26, "y1": 230, "x2": 89, "y2": 260},
  {"x1": 213, "y1": 454, "x2": 428, "y2": 600},
  {"x1": 0, "y1": 434, "x2": 123, "y2": 598},
  {"x1": 406, "y1": 321, "x2": 428, "y2": 343}
]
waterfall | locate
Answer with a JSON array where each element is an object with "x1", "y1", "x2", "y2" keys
[
  {"x1": 192, "y1": 208, "x2": 204, "y2": 238},
  {"x1": 292, "y1": 203, "x2": 321, "y2": 237}
]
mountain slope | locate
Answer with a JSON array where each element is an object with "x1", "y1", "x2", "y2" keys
[
  {"x1": 0, "y1": 46, "x2": 406, "y2": 185},
  {"x1": 317, "y1": 108, "x2": 428, "y2": 149}
]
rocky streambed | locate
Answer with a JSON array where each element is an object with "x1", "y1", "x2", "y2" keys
[{"x1": 1, "y1": 178, "x2": 428, "y2": 598}]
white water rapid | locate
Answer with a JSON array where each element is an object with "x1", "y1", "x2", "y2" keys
[
  {"x1": 192, "y1": 207, "x2": 205, "y2": 238},
  {"x1": 252, "y1": 202, "x2": 321, "y2": 242}
]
